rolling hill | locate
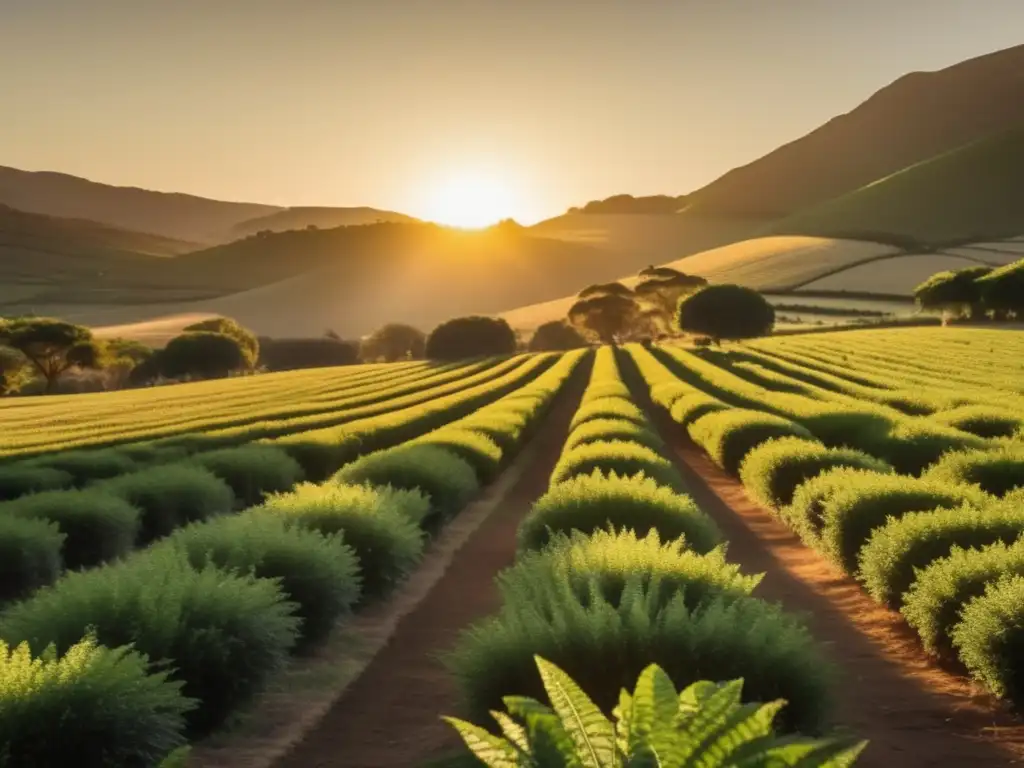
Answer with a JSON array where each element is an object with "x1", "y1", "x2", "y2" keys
[
  {"x1": 228, "y1": 206, "x2": 419, "y2": 238},
  {"x1": 679, "y1": 43, "x2": 1024, "y2": 218},
  {"x1": 766, "y1": 128, "x2": 1024, "y2": 245}
]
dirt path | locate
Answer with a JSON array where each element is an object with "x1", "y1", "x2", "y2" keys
[
  {"x1": 271, "y1": 368, "x2": 587, "y2": 768},
  {"x1": 637, "y1": 396, "x2": 1024, "y2": 767}
]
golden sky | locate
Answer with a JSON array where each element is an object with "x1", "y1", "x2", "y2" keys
[{"x1": 2, "y1": 0, "x2": 1022, "y2": 225}]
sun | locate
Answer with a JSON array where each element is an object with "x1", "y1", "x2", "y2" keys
[{"x1": 421, "y1": 171, "x2": 518, "y2": 229}]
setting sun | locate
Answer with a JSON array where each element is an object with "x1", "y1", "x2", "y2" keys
[{"x1": 420, "y1": 171, "x2": 521, "y2": 229}]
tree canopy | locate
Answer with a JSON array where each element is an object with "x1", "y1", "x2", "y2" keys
[
  {"x1": 568, "y1": 293, "x2": 641, "y2": 345},
  {"x1": 634, "y1": 271, "x2": 708, "y2": 332},
  {"x1": 913, "y1": 266, "x2": 992, "y2": 318},
  {"x1": 977, "y1": 259, "x2": 1024, "y2": 317},
  {"x1": 426, "y1": 316, "x2": 517, "y2": 360},
  {"x1": 160, "y1": 332, "x2": 251, "y2": 380},
  {"x1": 360, "y1": 323, "x2": 426, "y2": 362},
  {"x1": 676, "y1": 284, "x2": 775, "y2": 343},
  {"x1": 577, "y1": 282, "x2": 635, "y2": 301},
  {"x1": 183, "y1": 317, "x2": 258, "y2": 367},
  {"x1": 528, "y1": 320, "x2": 588, "y2": 351},
  {"x1": 0, "y1": 318, "x2": 103, "y2": 393}
]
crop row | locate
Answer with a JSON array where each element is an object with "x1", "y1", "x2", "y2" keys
[
  {"x1": 445, "y1": 346, "x2": 838, "y2": 743},
  {"x1": 0, "y1": 350, "x2": 587, "y2": 766},
  {"x1": 630, "y1": 341, "x2": 1024, "y2": 708},
  {"x1": 0, "y1": 352, "x2": 563, "y2": 607}
]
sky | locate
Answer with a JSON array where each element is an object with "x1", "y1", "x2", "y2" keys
[{"x1": 1, "y1": 0, "x2": 1023, "y2": 225}]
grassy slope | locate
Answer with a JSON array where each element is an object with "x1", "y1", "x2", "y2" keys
[
  {"x1": 681, "y1": 44, "x2": 1024, "y2": 218},
  {"x1": 767, "y1": 128, "x2": 1024, "y2": 245},
  {"x1": 228, "y1": 206, "x2": 419, "y2": 238}
]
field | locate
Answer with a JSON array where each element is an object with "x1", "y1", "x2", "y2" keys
[{"x1": 3, "y1": 327, "x2": 1024, "y2": 766}]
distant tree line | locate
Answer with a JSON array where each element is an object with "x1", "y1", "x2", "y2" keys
[{"x1": 913, "y1": 257, "x2": 1024, "y2": 322}]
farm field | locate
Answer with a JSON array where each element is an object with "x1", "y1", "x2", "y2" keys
[{"x1": 3, "y1": 328, "x2": 1024, "y2": 767}]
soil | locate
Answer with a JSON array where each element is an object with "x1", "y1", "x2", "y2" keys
[
  {"x1": 636, "y1": 392, "x2": 1024, "y2": 767},
  {"x1": 269, "y1": 367, "x2": 587, "y2": 768}
]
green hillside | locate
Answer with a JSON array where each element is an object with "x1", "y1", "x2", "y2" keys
[{"x1": 766, "y1": 128, "x2": 1024, "y2": 246}]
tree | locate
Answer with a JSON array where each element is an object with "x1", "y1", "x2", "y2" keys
[
  {"x1": 568, "y1": 293, "x2": 641, "y2": 345},
  {"x1": 100, "y1": 337, "x2": 155, "y2": 390},
  {"x1": 159, "y1": 332, "x2": 250, "y2": 380},
  {"x1": 0, "y1": 318, "x2": 103, "y2": 393},
  {"x1": 634, "y1": 272, "x2": 708, "y2": 332},
  {"x1": 360, "y1": 323, "x2": 426, "y2": 362},
  {"x1": 913, "y1": 266, "x2": 992, "y2": 320},
  {"x1": 426, "y1": 316, "x2": 517, "y2": 360},
  {"x1": 576, "y1": 282, "x2": 635, "y2": 300},
  {"x1": 977, "y1": 258, "x2": 1024, "y2": 319},
  {"x1": 183, "y1": 317, "x2": 258, "y2": 367},
  {"x1": 676, "y1": 284, "x2": 775, "y2": 344},
  {"x1": 528, "y1": 320, "x2": 588, "y2": 351},
  {"x1": 259, "y1": 337, "x2": 359, "y2": 371},
  {"x1": 0, "y1": 346, "x2": 32, "y2": 395}
]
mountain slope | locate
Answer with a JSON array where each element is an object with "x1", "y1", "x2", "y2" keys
[
  {"x1": 229, "y1": 206, "x2": 418, "y2": 238},
  {"x1": 683, "y1": 44, "x2": 1024, "y2": 218},
  {"x1": 767, "y1": 128, "x2": 1024, "y2": 245}
]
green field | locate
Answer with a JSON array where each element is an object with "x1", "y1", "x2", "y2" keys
[{"x1": 3, "y1": 327, "x2": 1024, "y2": 765}]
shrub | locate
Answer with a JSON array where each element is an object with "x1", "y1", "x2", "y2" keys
[
  {"x1": 191, "y1": 444, "x2": 304, "y2": 507},
  {"x1": 161, "y1": 512, "x2": 361, "y2": 650},
  {"x1": 272, "y1": 432, "x2": 361, "y2": 483},
  {"x1": 648, "y1": 380, "x2": 690, "y2": 410},
  {"x1": 739, "y1": 437, "x2": 893, "y2": 509},
  {"x1": 448, "y1": 584, "x2": 832, "y2": 734},
  {"x1": 859, "y1": 495, "x2": 1024, "y2": 608},
  {"x1": 562, "y1": 417, "x2": 664, "y2": 453},
  {"x1": 550, "y1": 440, "x2": 683, "y2": 491},
  {"x1": 931, "y1": 405, "x2": 1023, "y2": 439},
  {"x1": 569, "y1": 397, "x2": 647, "y2": 430},
  {"x1": 580, "y1": 381, "x2": 632, "y2": 403},
  {"x1": 0, "y1": 636, "x2": 193, "y2": 768},
  {"x1": 26, "y1": 449, "x2": 137, "y2": 486},
  {"x1": 333, "y1": 445, "x2": 479, "y2": 529},
  {"x1": 903, "y1": 538, "x2": 1024, "y2": 655},
  {"x1": 457, "y1": 413, "x2": 527, "y2": 454},
  {"x1": 862, "y1": 420, "x2": 986, "y2": 476},
  {"x1": 0, "y1": 514, "x2": 65, "y2": 603},
  {"x1": 527, "y1": 320, "x2": 587, "y2": 351},
  {"x1": 676, "y1": 284, "x2": 775, "y2": 342},
  {"x1": 258, "y1": 337, "x2": 359, "y2": 371},
  {"x1": 359, "y1": 323, "x2": 426, "y2": 362},
  {"x1": 183, "y1": 316, "x2": 259, "y2": 364},
  {"x1": 0, "y1": 548, "x2": 300, "y2": 736},
  {"x1": 411, "y1": 428, "x2": 504, "y2": 484},
  {"x1": 160, "y1": 331, "x2": 252, "y2": 379},
  {"x1": 818, "y1": 476, "x2": 987, "y2": 573},
  {"x1": 425, "y1": 316, "x2": 517, "y2": 360},
  {"x1": 0, "y1": 464, "x2": 73, "y2": 502},
  {"x1": 518, "y1": 471, "x2": 720, "y2": 554},
  {"x1": 97, "y1": 464, "x2": 234, "y2": 545},
  {"x1": 446, "y1": 657, "x2": 865, "y2": 768},
  {"x1": 502, "y1": 528, "x2": 759, "y2": 611},
  {"x1": 689, "y1": 409, "x2": 813, "y2": 476},
  {"x1": 2, "y1": 489, "x2": 140, "y2": 570},
  {"x1": 925, "y1": 445, "x2": 1024, "y2": 497},
  {"x1": 669, "y1": 392, "x2": 730, "y2": 427},
  {"x1": 783, "y1": 467, "x2": 888, "y2": 544},
  {"x1": 799, "y1": 409, "x2": 892, "y2": 451},
  {"x1": 952, "y1": 575, "x2": 1024, "y2": 704},
  {"x1": 258, "y1": 482, "x2": 427, "y2": 602}
]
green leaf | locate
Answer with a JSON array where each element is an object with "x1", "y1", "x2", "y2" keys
[
  {"x1": 735, "y1": 737, "x2": 868, "y2": 767},
  {"x1": 535, "y1": 656, "x2": 618, "y2": 768},
  {"x1": 689, "y1": 700, "x2": 784, "y2": 767},
  {"x1": 492, "y1": 711, "x2": 530, "y2": 752},
  {"x1": 626, "y1": 664, "x2": 679, "y2": 766},
  {"x1": 443, "y1": 716, "x2": 520, "y2": 768}
]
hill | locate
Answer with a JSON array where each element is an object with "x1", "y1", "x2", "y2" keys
[
  {"x1": 766, "y1": 128, "x2": 1024, "y2": 245},
  {"x1": 682, "y1": 44, "x2": 1024, "y2": 218},
  {"x1": 0, "y1": 166, "x2": 282, "y2": 244},
  {"x1": 229, "y1": 206, "x2": 419, "y2": 238},
  {"x1": 566, "y1": 194, "x2": 689, "y2": 215}
]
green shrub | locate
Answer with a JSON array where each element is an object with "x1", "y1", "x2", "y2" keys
[
  {"x1": 669, "y1": 392, "x2": 730, "y2": 427},
  {"x1": 518, "y1": 471, "x2": 720, "y2": 555},
  {"x1": 116, "y1": 443, "x2": 192, "y2": 466},
  {"x1": 819, "y1": 476, "x2": 987, "y2": 573},
  {"x1": 2, "y1": 489, "x2": 140, "y2": 570},
  {"x1": 0, "y1": 548, "x2": 300, "y2": 736},
  {"x1": 448, "y1": 583, "x2": 833, "y2": 734},
  {"x1": 649, "y1": 380, "x2": 690, "y2": 410},
  {"x1": 27, "y1": 449, "x2": 138, "y2": 486},
  {"x1": 689, "y1": 409, "x2": 813, "y2": 476},
  {"x1": 903, "y1": 539, "x2": 1024, "y2": 655},
  {"x1": 258, "y1": 482, "x2": 426, "y2": 602},
  {"x1": 161, "y1": 512, "x2": 360, "y2": 650},
  {"x1": 457, "y1": 414, "x2": 527, "y2": 453},
  {"x1": 952, "y1": 575, "x2": 1024, "y2": 704},
  {"x1": 502, "y1": 528, "x2": 759, "y2": 610},
  {"x1": 569, "y1": 397, "x2": 647, "y2": 431},
  {"x1": 97, "y1": 464, "x2": 234, "y2": 545},
  {"x1": 550, "y1": 440, "x2": 683, "y2": 491},
  {"x1": 863, "y1": 421, "x2": 986, "y2": 476},
  {"x1": 191, "y1": 444, "x2": 305, "y2": 507},
  {"x1": 784, "y1": 467, "x2": 887, "y2": 544},
  {"x1": 799, "y1": 409, "x2": 892, "y2": 450},
  {"x1": 925, "y1": 445, "x2": 1024, "y2": 497},
  {"x1": 859, "y1": 494, "x2": 1024, "y2": 609},
  {"x1": 272, "y1": 433, "x2": 361, "y2": 483},
  {"x1": 412, "y1": 428, "x2": 503, "y2": 484},
  {"x1": 562, "y1": 417, "x2": 664, "y2": 453},
  {"x1": 333, "y1": 445, "x2": 479, "y2": 529},
  {"x1": 580, "y1": 381, "x2": 631, "y2": 402},
  {"x1": 446, "y1": 657, "x2": 865, "y2": 768},
  {"x1": 739, "y1": 437, "x2": 893, "y2": 509},
  {"x1": 931, "y1": 405, "x2": 1024, "y2": 439},
  {"x1": 0, "y1": 636, "x2": 194, "y2": 768},
  {"x1": 0, "y1": 515, "x2": 65, "y2": 603},
  {"x1": 0, "y1": 465, "x2": 73, "y2": 502}
]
